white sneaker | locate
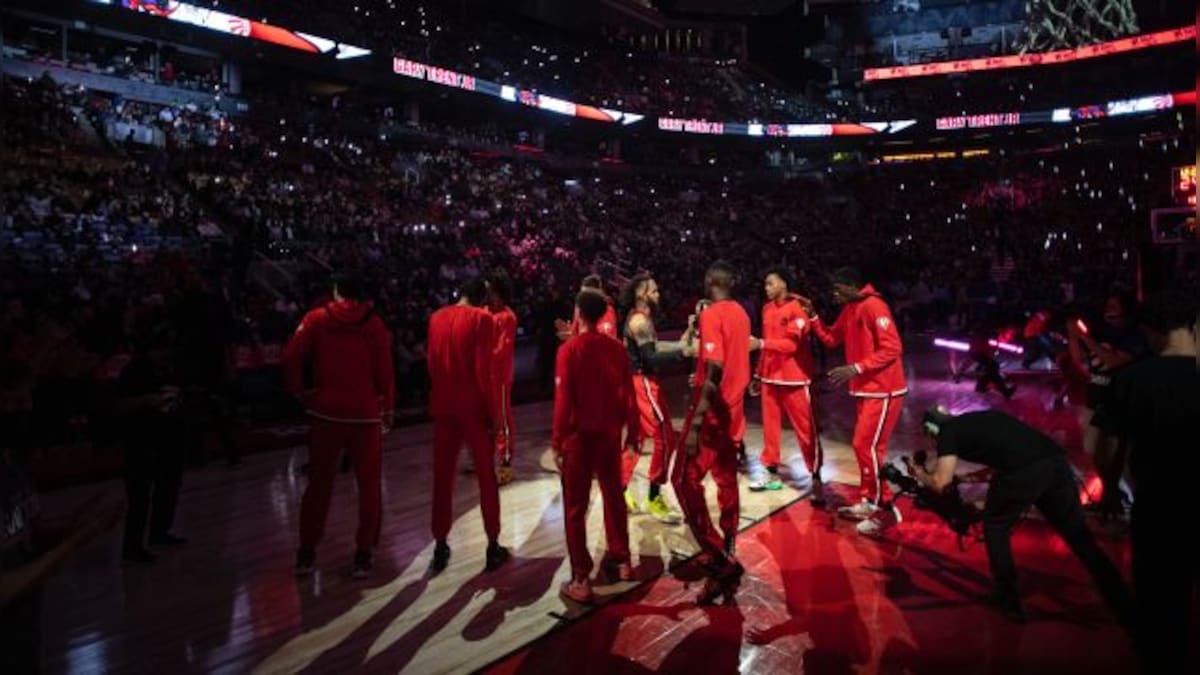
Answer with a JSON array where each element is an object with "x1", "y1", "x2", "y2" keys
[
  {"x1": 838, "y1": 500, "x2": 879, "y2": 521},
  {"x1": 742, "y1": 454, "x2": 765, "y2": 477},
  {"x1": 856, "y1": 505, "x2": 902, "y2": 536},
  {"x1": 785, "y1": 457, "x2": 813, "y2": 491},
  {"x1": 749, "y1": 472, "x2": 784, "y2": 491}
]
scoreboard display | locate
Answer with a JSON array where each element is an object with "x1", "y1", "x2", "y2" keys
[{"x1": 1173, "y1": 165, "x2": 1196, "y2": 206}]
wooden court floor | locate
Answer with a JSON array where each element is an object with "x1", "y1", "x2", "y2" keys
[{"x1": 38, "y1": 355, "x2": 1089, "y2": 674}]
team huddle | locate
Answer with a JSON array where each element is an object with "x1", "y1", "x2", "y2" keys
[
  {"x1": 279, "y1": 261, "x2": 913, "y2": 604},
  {"x1": 276, "y1": 258, "x2": 1182, "y2": 650}
]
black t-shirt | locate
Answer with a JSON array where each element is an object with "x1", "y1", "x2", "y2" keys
[
  {"x1": 936, "y1": 411, "x2": 1063, "y2": 470},
  {"x1": 117, "y1": 356, "x2": 181, "y2": 446},
  {"x1": 1084, "y1": 322, "x2": 1148, "y2": 409},
  {"x1": 1092, "y1": 356, "x2": 1200, "y2": 498}
]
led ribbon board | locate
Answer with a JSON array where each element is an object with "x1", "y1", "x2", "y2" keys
[
  {"x1": 97, "y1": 1, "x2": 372, "y2": 60},
  {"x1": 864, "y1": 26, "x2": 1194, "y2": 82},
  {"x1": 935, "y1": 90, "x2": 1194, "y2": 130},
  {"x1": 396, "y1": 54, "x2": 911, "y2": 133},
  {"x1": 655, "y1": 118, "x2": 919, "y2": 138},
  {"x1": 392, "y1": 58, "x2": 643, "y2": 125}
]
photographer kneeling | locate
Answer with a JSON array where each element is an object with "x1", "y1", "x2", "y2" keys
[{"x1": 908, "y1": 407, "x2": 1133, "y2": 626}]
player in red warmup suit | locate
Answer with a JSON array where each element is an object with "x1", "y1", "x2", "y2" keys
[
  {"x1": 426, "y1": 278, "x2": 510, "y2": 574},
  {"x1": 748, "y1": 267, "x2": 823, "y2": 503},
  {"x1": 617, "y1": 272, "x2": 691, "y2": 524},
  {"x1": 553, "y1": 291, "x2": 642, "y2": 603},
  {"x1": 282, "y1": 272, "x2": 394, "y2": 579},
  {"x1": 807, "y1": 267, "x2": 907, "y2": 537},
  {"x1": 672, "y1": 261, "x2": 752, "y2": 604},
  {"x1": 487, "y1": 269, "x2": 519, "y2": 486},
  {"x1": 557, "y1": 275, "x2": 619, "y2": 341}
]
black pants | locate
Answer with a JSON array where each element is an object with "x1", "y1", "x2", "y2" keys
[
  {"x1": 983, "y1": 456, "x2": 1133, "y2": 624},
  {"x1": 1132, "y1": 495, "x2": 1199, "y2": 674},
  {"x1": 182, "y1": 389, "x2": 239, "y2": 464},
  {"x1": 123, "y1": 443, "x2": 185, "y2": 552},
  {"x1": 971, "y1": 353, "x2": 1008, "y2": 393}
]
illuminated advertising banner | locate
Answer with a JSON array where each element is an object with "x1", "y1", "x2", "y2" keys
[
  {"x1": 939, "y1": 90, "x2": 1192, "y2": 132},
  {"x1": 97, "y1": 0, "x2": 372, "y2": 59},
  {"x1": 391, "y1": 57, "x2": 643, "y2": 125},
  {"x1": 864, "y1": 26, "x2": 1193, "y2": 82},
  {"x1": 935, "y1": 113, "x2": 1021, "y2": 130},
  {"x1": 876, "y1": 149, "x2": 990, "y2": 163},
  {"x1": 1063, "y1": 91, "x2": 1191, "y2": 121},
  {"x1": 659, "y1": 118, "x2": 917, "y2": 138},
  {"x1": 1105, "y1": 94, "x2": 1173, "y2": 117},
  {"x1": 393, "y1": 58, "x2": 476, "y2": 91},
  {"x1": 658, "y1": 118, "x2": 725, "y2": 135}
]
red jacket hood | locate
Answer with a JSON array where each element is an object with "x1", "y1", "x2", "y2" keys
[
  {"x1": 326, "y1": 299, "x2": 374, "y2": 324},
  {"x1": 854, "y1": 281, "x2": 883, "y2": 299}
]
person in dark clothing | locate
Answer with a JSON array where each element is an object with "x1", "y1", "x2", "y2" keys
[
  {"x1": 1092, "y1": 288, "x2": 1200, "y2": 675},
  {"x1": 173, "y1": 274, "x2": 240, "y2": 466},
  {"x1": 1070, "y1": 292, "x2": 1148, "y2": 515},
  {"x1": 115, "y1": 328, "x2": 188, "y2": 563},
  {"x1": 1020, "y1": 309, "x2": 1062, "y2": 369},
  {"x1": 907, "y1": 407, "x2": 1134, "y2": 628},
  {"x1": 965, "y1": 322, "x2": 1015, "y2": 399}
]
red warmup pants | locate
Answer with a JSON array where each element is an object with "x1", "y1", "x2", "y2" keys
[
  {"x1": 671, "y1": 411, "x2": 740, "y2": 567},
  {"x1": 621, "y1": 374, "x2": 676, "y2": 488},
  {"x1": 561, "y1": 431, "x2": 630, "y2": 580},
  {"x1": 300, "y1": 419, "x2": 383, "y2": 552},
  {"x1": 432, "y1": 415, "x2": 501, "y2": 543},
  {"x1": 760, "y1": 383, "x2": 820, "y2": 473},
  {"x1": 852, "y1": 395, "x2": 905, "y2": 504},
  {"x1": 493, "y1": 383, "x2": 515, "y2": 464}
]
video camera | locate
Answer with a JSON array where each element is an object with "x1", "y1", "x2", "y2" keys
[
  {"x1": 881, "y1": 451, "x2": 983, "y2": 545},
  {"x1": 684, "y1": 299, "x2": 710, "y2": 349}
]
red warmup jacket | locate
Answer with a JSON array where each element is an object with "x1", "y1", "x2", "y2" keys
[
  {"x1": 757, "y1": 295, "x2": 814, "y2": 385},
  {"x1": 281, "y1": 300, "x2": 395, "y2": 423},
  {"x1": 491, "y1": 305, "x2": 518, "y2": 385},
  {"x1": 1024, "y1": 310, "x2": 1051, "y2": 339},
  {"x1": 552, "y1": 331, "x2": 640, "y2": 452},
  {"x1": 570, "y1": 299, "x2": 619, "y2": 340},
  {"x1": 694, "y1": 299, "x2": 752, "y2": 440},
  {"x1": 811, "y1": 284, "x2": 907, "y2": 397},
  {"x1": 427, "y1": 304, "x2": 497, "y2": 421}
]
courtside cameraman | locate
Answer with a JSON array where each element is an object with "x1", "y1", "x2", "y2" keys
[{"x1": 906, "y1": 407, "x2": 1133, "y2": 627}]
